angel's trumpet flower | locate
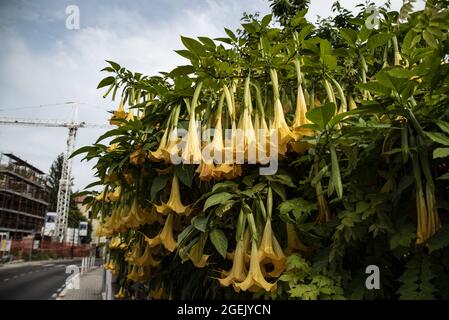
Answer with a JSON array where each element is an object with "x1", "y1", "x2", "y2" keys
[
  {"x1": 136, "y1": 245, "x2": 161, "y2": 267},
  {"x1": 149, "y1": 129, "x2": 169, "y2": 162},
  {"x1": 272, "y1": 97, "x2": 294, "y2": 156},
  {"x1": 125, "y1": 110, "x2": 134, "y2": 122},
  {"x1": 187, "y1": 238, "x2": 210, "y2": 268},
  {"x1": 285, "y1": 223, "x2": 309, "y2": 255},
  {"x1": 110, "y1": 99, "x2": 127, "y2": 126},
  {"x1": 258, "y1": 219, "x2": 286, "y2": 278},
  {"x1": 115, "y1": 286, "x2": 126, "y2": 299},
  {"x1": 182, "y1": 83, "x2": 203, "y2": 164},
  {"x1": 162, "y1": 127, "x2": 181, "y2": 163},
  {"x1": 106, "y1": 185, "x2": 121, "y2": 202},
  {"x1": 155, "y1": 175, "x2": 190, "y2": 215},
  {"x1": 234, "y1": 240, "x2": 277, "y2": 293},
  {"x1": 144, "y1": 213, "x2": 177, "y2": 252},
  {"x1": 127, "y1": 264, "x2": 140, "y2": 281},
  {"x1": 221, "y1": 164, "x2": 242, "y2": 180},
  {"x1": 107, "y1": 143, "x2": 120, "y2": 153},
  {"x1": 130, "y1": 148, "x2": 147, "y2": 166},
  {"x1": 158, "y1": 213, "x2": 177, "y2": 252},
  {"x1": 219, "y1": 231, "x2": 249, "y2": 287},
  {"x1": 196, "y1": 161, "x2": 216, "y2": 182}
]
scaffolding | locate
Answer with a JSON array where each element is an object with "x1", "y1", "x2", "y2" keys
[{"x1": 0, "y1": 153, "x2": 50, "y2": 239}]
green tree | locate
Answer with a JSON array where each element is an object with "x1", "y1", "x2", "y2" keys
[{"x1": 269, "y1": 0, "x2": 310, "y2": 25}]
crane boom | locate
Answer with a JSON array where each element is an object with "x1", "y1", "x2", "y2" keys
[
  {"x1": 0, "y1": 117, "x2": 110, "y2": 129},
  {"x1": 0, "y1": 114, "x2": 111, "y2": 242}
]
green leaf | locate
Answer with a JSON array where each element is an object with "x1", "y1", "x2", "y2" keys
[
  {"x1": 339, "y1": 28, "x2": 357, "y2": 47},
  {"x1": 70, "y1": 146, "x2": 96, "y2": 159},
  {"x1": 105, "y1": 60, "x2": 120, "y2": 71},
  {"x1": 433, "y1": 148, "x2": 449, "y2": 159},
  {"x1": 390, "y1": 224, "x2": 415, "y2": 249},
  {"x1": 367, "y1": 32, "x2": 392, "y2": 49},
  {"x1": 150, "y1": 175, "x2": 170, "y2": 202},
  {"x1": 97, "y1": 76, "x2": 115, "y2": 89},
  {"x1": 356, "y1": 81, "x2": 391, "y2": 95},
  {"x1": 181, "y1": 36, "x2": 206, "y2": 56},
  {"x1": 212, "y1": 181, "x2": 239, "y2": 193},
  {"x1": 427, "y1": 224, "x2": 449, "y2": 253},
  {"x1": 175, "y1": 49, "x2": 198, "y2": 62},
  {"x1": 168, "y1": 65, "x2": 195, "y2": 77},
  {"x1": 210, "y1": 229, "x2": 228, "y2": 258},
  {"x1": 191, "y1": 215, "x2": 208, "y2": 232},
  {"x1": 95, "y1": 128, "x2": 125, "y2": 143},
  {"x1": 198, "y1": 36, "x2": 215, "y2": 49},
  {"x1": 261, "y1": 14, "x2": 272, "y2": 28},
  {"x1": 215, "y1": 200, "x2": 236, "y2": 217},
  {"x1": 387, "y1": 68, "x2": 415, "y2": 79},
  {"x1": 175, "y1": 165, "x2": 194, "y2": 188},
  {"x1": 436, "y1": 120, "x2": 449, "y2": 135},
  {"x1": 425, "y1": 132, "x2": 449, "y2": 146},
  {"x1": 224, "y1": 28, "x2": 237, "y2": 42},
  {"x1": 437, "y1": 172, "x2": 449, "y2": 180},
  {"x1": 204, "y1": 192, "x2": 234, "y2": 211},
  {"x1": 306, "y1": 103, "x2": 336, "y2": 130}
]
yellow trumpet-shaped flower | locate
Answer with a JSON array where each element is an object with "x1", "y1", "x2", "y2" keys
[
  {"x1": 219, "y1": 231, "x2": 250, "y2": 287},
  {"x1": 155, "y1": 175, "x2": 190, "y2": 215},
  {"x1": 107, "y1": 143, "x2": 120, "y2": 153},
  {"x1": 159, "y1": 213, "x2": 177, "y2": 252},
  {"x1": 234, "y1": 240, "x2": 277, "y2": 293},
  {"x1": 149, "y1": 287, "x2": 166, "y2": 300},
  {"x1": 115, "y1": 286, "x2": 126, "y2": 299},
  {"x1": 292, "y1": 84, "x2": 310, "y2": 129},
  {"x1": 187, "y1": 237, "x2": 210, "y2": 268},
  {"x1": 144, "y1": 213, "x2": 177, "y2": 252},
  {"x1": 212, "y1": 163, "x2": 234, "y2": 180},
  {"x1": 130, "y1": 148, "x2": 147, "y2": 166},
  {"x1": 106, "y1": 185, "x2": 121, "y2": 202},
  {"x1": 258, "y1": 220, "x2": 286, "y2": 278},
  {"x1": 237, "y1": 107, "x2": 257, "y2": 162},
  {"x1": 196, "y1": 161, "x2": 216, "y2": 182},
  {"x1": 110, "y1": 100, "x2": 128, "y2": 126},
  {"x1": 221, "y1": 164, "x2": 242, "y2": 180},
  {"x1": 161, "y1": 127, "x2": 181, "y2": 163},
  {"x1": 149, "y1": 129, "x2": 169, "y2": 162},
  {"x1": 127, "y1": 264, "x2": 140, "y2": 282},
  {"x1": 125, "y1": 110, "x2": 135, "y2": 122},
  {"x1": 272, "y1": 98, "x2": 294, "y2": 155},
  {"x1": 285, "y1": 223, "x2": 309, "y2": 255},
  {"x1": 182, "y1": 110, "x2": 202, "y2": 164},
  {"x1": 135, "y1": 244, "x2": 161, "y2": 267}
]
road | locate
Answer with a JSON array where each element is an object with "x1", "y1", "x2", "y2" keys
[{"x1": 0, "y1": 259, "x2": 82, "y2": 300}]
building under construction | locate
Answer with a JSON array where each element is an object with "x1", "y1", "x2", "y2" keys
[{"x1": 0, "y1": 153, "x2": 50, "y2": 239}]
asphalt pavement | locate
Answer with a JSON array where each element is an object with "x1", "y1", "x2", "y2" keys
[{"x1": 0, "y1": 259, "x2": 82, "y2": 300}]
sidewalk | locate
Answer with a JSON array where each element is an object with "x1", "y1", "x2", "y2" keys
[
  {"x1": 58, "y1": 266, "x2": 104, "y2": 300},
  {"x1": 0, "y1": 257, "x2": 81, "y2": 271}
]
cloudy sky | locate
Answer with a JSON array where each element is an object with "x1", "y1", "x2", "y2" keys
[{"x1": 0, "y1": 0, "x2": 424, "y2": 191}]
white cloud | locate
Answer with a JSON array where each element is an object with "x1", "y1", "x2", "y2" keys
[{"x1": 0, "y1": 0, "x2": 271, "y2": 191}]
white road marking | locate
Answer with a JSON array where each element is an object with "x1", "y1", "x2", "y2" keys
[
  {"x1": 57, "y1": 288, "x2": 62, "y2": 292},
  {"x1": 28, "y1": 271, "x2": 33, "y2": 274},
  {"x1": 3, "y1": 278, "x2": 9, "y2": 281},
  {"x1": 42, "y1": 264, "x2": 55, "y2": 267},
  {"x1": 51, "y1": 293, "x2": 57, "y2": 298},
  {"x1": 13, "y1": 275, "x2": 18, "y2": 279},
  {"x1": 20, "y1": 273, "x2": 25, "y2": 276}
]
